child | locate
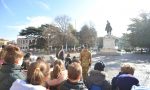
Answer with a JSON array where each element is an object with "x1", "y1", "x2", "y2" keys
[
  {"x1": 0, "y1": 45, "x2": 26, "y2": 90},
  {"x1": 47, "y1": 60, "x2": 67, "y2": 90},
  {"x1": 85, "y1": 61, "x2": 111, "y2": 90},
  {"x1": 111, "y1": 63, "x2": 139, "y2": 90},
  {"x1": 10, "y1": 60, "x2": 50, "y2": 90},
  {"x1": 59, "y1": 62, "x2": 88, "y2": 90}
]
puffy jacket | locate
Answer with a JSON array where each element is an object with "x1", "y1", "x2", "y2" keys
[
  {"x1": 85, "y1": 70, "x2": 111, "y2": 90},
  {"x1": 116, "y1": 74, "x2": 139, "y2": 90},
  {"x1": 0, "y1": 64, "x2": 26, "y2": 90}
]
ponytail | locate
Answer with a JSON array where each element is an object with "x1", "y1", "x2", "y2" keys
[
  {"x1": 52, "y1": 64, "x2": 61, "y2": 79},
  {"x1": 30, "y1": 67, "x2": 44, "y2": 85},
  {"x1": 27, "y1": 61, "x2": 50, "y2": 85}
]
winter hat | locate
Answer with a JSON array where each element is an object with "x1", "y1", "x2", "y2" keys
[{"x1": 94, "y1": 61, "x2": 105, "y2": 71}]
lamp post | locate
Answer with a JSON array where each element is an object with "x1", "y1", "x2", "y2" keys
[{"x1": 48, "y1": 34, "x2": 50, "y2": 54}]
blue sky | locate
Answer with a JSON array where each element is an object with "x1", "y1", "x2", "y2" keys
[{"x1": 0, "y1": 0, "x2": 150, "y2": 41}]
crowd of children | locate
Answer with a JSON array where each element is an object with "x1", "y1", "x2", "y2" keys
[{"x1": 0, "y1": 45, "x2": 145, "y2": 90}]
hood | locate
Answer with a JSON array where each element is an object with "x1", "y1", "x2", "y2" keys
[
  {"x1": 63, "y1": 80, "x2": 87, "y2": 90},
  {"x1": 87, "y1": 70, "x2": 106, "y2": 84},
  {"x1": 1, "y1": 64, "x2": 22, "y2": 73},
  {"x1": 10, "y1": 79, "x2": 46, "y2": 90}
]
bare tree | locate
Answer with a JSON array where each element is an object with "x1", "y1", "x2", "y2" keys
[
  {"x1": 54, "y1": 15, "x2": 71, "y2": 50},
  {"x1": 55, "y1": 15, "x2": 71, "y2": 33}
]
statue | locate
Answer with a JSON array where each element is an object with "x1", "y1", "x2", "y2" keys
[{"x1": 105, "y1": 20, "x2": 112, "y2": 35}]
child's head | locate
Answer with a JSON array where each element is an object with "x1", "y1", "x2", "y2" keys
[
  {"x1": 27, "y1": 61, "x2": 50, "y2": 85},
  {"x1": 36, "y1": 56, "x2": 45, "y2": 62},
  {"x1": 66, "y1": 53, "x2": 70, "y2": 57},
  {"x1": 4, "y1": 45, "x2": 24, "y2": 65},
  {"x1": 53, "y1": 59, "x2": 65, "y2": 70},
  {"x1": 68, "y1": 62, "x2": 82, "y2": 81},
  {"x1": 24, "y1": 52, "x2": 31, "y2": 59},
  {"x1": 71, "y1": 58, "x2": 81, "y2": 64},
  {"x1": 94, "y1": 61, "x2": 105, "y2": 71},
  {"x1": 52, "y1": 60, "x2": 64, "y2": 79},
  {"x1": 121, "y1": 63, "x2": 135, "y2": 75}
]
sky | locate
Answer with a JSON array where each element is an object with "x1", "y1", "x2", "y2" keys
[{"x1": 0, "y1": 0, "x2": 150, "y2": 41}]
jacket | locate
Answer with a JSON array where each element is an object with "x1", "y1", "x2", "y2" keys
[
  {"x1": 0, "y1": 64, "x2": 26, "y2": 90},
  {"x1": 111, "y1": 72, "x2": 123, "y2": 90},
  {"x1": 10, "y1": 79, "x2": 46, "y2": 90},
  {"x1": 85, "y1": 70, "x2": 111, "y2": 90},
  {"x1": 59, "y1": 80, "x2": 88, "y2": 90},
  {"x1": 116, "y1": 74, "x2": 139, "y2": 90}
]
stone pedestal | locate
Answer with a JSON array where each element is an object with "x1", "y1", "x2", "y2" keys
[{"x1": 99, "y1": 35, "x2": 120, "y2": 55}]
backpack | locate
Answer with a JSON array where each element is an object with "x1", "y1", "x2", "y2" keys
[
  {"x1": 131, "y1": 85, "x2": 150, "y2": 90},
  {"x1": 90, "y1": 84, "x2": 103, "y2": 90}
]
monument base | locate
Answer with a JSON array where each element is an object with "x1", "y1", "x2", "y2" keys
[{"x1": 99, "y1": 48, "x2": 120, "y2": 56}]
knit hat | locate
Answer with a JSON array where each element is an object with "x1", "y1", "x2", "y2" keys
[{"x1": 94, "y1": 61, "x2": 105, "y2": 71}]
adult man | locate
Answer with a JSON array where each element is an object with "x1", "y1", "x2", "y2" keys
[
  {"x1": 80, "y1": 44, "x2": 92, "y2": 80},
  {"x1": 56, "y1": 47, "x2": 65, "y2": 61},
  {"x1": 105, "y1": 20, "x2": 112, "y2": 35}
]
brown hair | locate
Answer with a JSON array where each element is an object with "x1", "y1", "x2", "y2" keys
[
  {"x1": 4, "y1": 45, "x2": 24, "y2": 64},
  {"x1": 121, "y1": 63, "x2": 135, "y2": 75},
  {"x1": 53, "y1": 59, "x2": 65, "y2": 70},
  {"x1": 36, "y1": 56, "x2": 45, "y2": 62},
  {"x1": 68, "y1": 62, "x2": 82, "y2": 80},
  {"x1": 27, "y1": 60, "x2": 50, "y2": 85},
  {"x1": 51, "y1": 60, "x2": 64, "y2": 79}
]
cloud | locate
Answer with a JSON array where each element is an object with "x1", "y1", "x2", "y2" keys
[
  {"x1": 1, "y1": 0, "x2": 14, "y2": 15},
  {"x1": 37, "y1": 1, "x2": 50, "y2": 10},
  {"x1": 71, "y1": 0, "x2": 150, "y2": 37},
  {"x1": 8, "y1": 16, "x2": 52, "y2": 31}
]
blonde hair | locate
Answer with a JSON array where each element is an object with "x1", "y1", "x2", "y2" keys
[
  {"x1": 27, "y1": 60, "x2": 50, "y2": 85},
  {"x1": 4, "y1": 45, "x2": 24, "y2": 64},
  {"x1": 68, "y1": 62, "x2": 82, "y2": 80},
  {"x1": 121, "y1": 63, "x2": 135, "y2": 75},
  {"x1": 51, "y1": 60, "x2": 64, "y2": 79}
]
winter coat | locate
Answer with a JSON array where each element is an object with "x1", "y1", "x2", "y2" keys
[
  {"x1": 85, "y1": 70, "x2": 111, "y2": 90},
  {"x1": 65, "y1": 57, "x2": 72, "y2": 69},
  {"x1": 0, "y1": 64, "x2": 26, "y2": 90},
  {"x1": 59, "y1": 80, "x2": 88, "y2": 90},
  {"x1": 58, "y1": 49, "x2": 65, "y2": 60},
  {"x1": 111, "y1": 72, "x2": 123, "y2": 90},
  {"x1": 10, "y1": 79, "x2": 46, "y2": 90},
  {"x1": 116, "y1": 74, "x2": 139, "y2": 90}
]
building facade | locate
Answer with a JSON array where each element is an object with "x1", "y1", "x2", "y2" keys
[
  {"x1": 17, "y1": 36, "x2": 35, "y2": 51},
  {"x1": 0, "y1": 39, "x2": 9, "y2": 46}
]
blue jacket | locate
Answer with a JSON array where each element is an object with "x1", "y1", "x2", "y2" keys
[
  {"x1": 111, "y1": 72, "x2": 123, "y2": 90},
  {"x1": 116, "y1": 74, "x2": 139, "y2": 90}
]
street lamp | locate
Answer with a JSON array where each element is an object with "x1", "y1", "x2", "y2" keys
[{"x1": 48, "y1": 34, "x2": 50, "y2": 54}]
